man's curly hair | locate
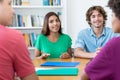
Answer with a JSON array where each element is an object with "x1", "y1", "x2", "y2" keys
[{"x1": 86, "y1": 6, "x2": 107, "y2": 27}]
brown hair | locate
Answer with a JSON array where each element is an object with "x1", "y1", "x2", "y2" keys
[
  {"x1": 0, "y1": 0, "x2": 3, "y2": 2},
  {"x1": 108, "y1": 0, "x2": 120, "y2": 20},
  {"x1": 41, "y1": 12, "x2": 62, "y2": 36},
  {"x1": 86, "y1": 6, "x2": 107, "y2": 27}
]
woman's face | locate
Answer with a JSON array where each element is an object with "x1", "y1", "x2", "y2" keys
[
  {"x1": 112, "y1": 12, "x2": 120, "y2": 33},
  {"x1": 48, "y1": 15, "x2": 60, "y2": 33}
]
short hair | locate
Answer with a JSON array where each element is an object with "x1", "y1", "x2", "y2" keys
[
  {"x1": 0, "y1": 0, "x2": 3, "y2": 2},
  {"x1": 41, "y1": 12, "x2": 62, "y2": 36},
  {"x1": 86, "y1": 6, "x2": 107, "y2": 27},
  {"x1": 108, "y1": 0, "x2": 120, "y2": 20}
]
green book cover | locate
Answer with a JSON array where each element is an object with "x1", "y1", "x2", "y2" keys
[{"x1": 36, "y1": 67, "x2": 78, "y2": 76}]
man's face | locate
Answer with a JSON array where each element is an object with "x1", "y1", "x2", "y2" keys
[
  {"x1": 112, "y1": 12, "x2": 120, "y2": 33},
  {"x1": 0, "y1": 0, "x2": 14, "y2": 26},
  {"x1": 90, "y1": 10, "x2": 104, "y2": 28}
]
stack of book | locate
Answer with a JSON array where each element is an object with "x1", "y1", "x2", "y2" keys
[
  {"x1": 12, "y1": 0, "x2": 30, "y2": 6},
  {"x1": 43, "y1": 0, "x2": 61, "y2": 6}
]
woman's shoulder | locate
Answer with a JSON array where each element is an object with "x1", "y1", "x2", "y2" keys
[
  {"x1": 104, "y1": 37, "x2": 120, "y2": 50},
  {"x1": 60, "y1": 34, "x2": 72, "y2": 41},
  {"x1": 38, "y1": 34, "x2": 46, "y2": 38},
  {"x1": 36, "y1": 34, "x2": 47, "y2": 40},
  {"x1": 60, "y1": 33, "x2": 71, "y2": 38},
  {"x1": 109, "y1": 37, "x2": 120, "y2": 44}
]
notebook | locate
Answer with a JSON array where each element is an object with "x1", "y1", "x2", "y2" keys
[
  {"x1": 40, "y1": 62, "x2": 80, "y2": 67},
  {"x1": 36, "y1": 67, "x2": 78, "y2": 76}
]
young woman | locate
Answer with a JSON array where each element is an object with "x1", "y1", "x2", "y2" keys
[
  {"x1": 35, "y1": 12, "x2": 72, "y2": 59},
  {"x1": 81, "y1": 0, "x2": 120, "y2": 80}
]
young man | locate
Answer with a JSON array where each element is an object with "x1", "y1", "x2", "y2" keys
[
  {"x1": 81, "y1": 0, "x2": 120, "y2": 79},
  {"x1": 74, "y1": 6, "x2": 118, "y2": 58},
  {"x1": 0, "y1": 0, "x2": 38, "y2": 80}
]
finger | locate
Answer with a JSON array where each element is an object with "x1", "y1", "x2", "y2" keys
[{"x1": 60, "y1": 54, "x2": 70, "y2": 59}]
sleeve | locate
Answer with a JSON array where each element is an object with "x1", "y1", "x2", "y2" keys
[
  {"x1": 67, "y1": 35, "x2": 72, "y2": 48},
  {"x1": 85, "y1": 38, "x2": 115, "y2": 80},
  {"x1": 74, "y1": 31, "x2": 85, "y2": 49},
  {"x1": 109, "y1": 28, "x2": 120, "y2": 38},
  {"x1": 13, "y1": 33, "x2": 35, "y2": 78},
  {"x1": 112, "y1": 33, "x2": 120, "y2": 37},
  {"x1": 35, "y1": 35, "x2": 41, "y2": 51}
]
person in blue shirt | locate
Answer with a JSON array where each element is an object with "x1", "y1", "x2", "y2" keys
[{"x1": 74, "y1": 6, "x2": 119, "y2": 58}]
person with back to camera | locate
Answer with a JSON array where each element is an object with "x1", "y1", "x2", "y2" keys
[
  {"x1": 34, "y1": 12, "x2": 72, "y2": 59},
  {"x1": 80, "y1": 0, "x2": 120, "y2": 79},
  {"x1": 0, "y1": 0, "x2": 38, "y2": 80}
]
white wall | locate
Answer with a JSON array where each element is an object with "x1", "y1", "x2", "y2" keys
[{"x1": 67, "y1": 0, "x2": 112, "y2": 47}]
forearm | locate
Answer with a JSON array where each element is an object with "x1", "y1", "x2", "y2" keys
[
  {"x1": 68, "y1": 47, "x2": 72, "y2": 57},
  {"x1": 21, "y1": 72, "x2": 38, "y2": 80},
  {"x1": 74, "y1": 48, "x2": 96, "y2": 58},
  {"x1": 34, "y1": 49, "x2": 41, "y2": 57},
  {"x1": 80, "y1": 71, "x2": 90, "y2": 80}
]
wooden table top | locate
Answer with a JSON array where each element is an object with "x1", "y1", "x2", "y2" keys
[{"x1": 32, "y1": 58, "x2": 90, "y2": 80}]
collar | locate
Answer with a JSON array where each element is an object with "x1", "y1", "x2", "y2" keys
[{"x1": 90, "y1": 27, "x2": 106, "y2": 37}]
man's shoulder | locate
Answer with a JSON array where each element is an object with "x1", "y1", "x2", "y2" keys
[
  {"x1": 3, "y1": 27, "x2": 22, "y2": 37},
  {"x1": 9, "y1": 29, "x2": 24, "y2": 40},
  {"x1": 78, "y1": 28, "x2": 91, "y2": 34},
  {"x1": 104, "y1": 27, "x2": 114, "y2": 35},
  {"x1": 105, "y1": 27, "x2": 112, "y2": 31}
]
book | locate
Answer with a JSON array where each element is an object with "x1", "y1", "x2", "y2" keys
[
  {"x1": 21, "y1": 0, "x2": 30, "y2": 5},
  {"x1": 52, "y1": 0, "x2": 57, "y2": 5},
  {"x1": 36, "y1": 67, "x2": 78, "y2": 76},
  {"x1": 23, "y1": 33, "x2": 30, "y2": 46},
  {"x1": 43, "y1": 0, "x2": 49, "y2": 6},
  {"x1": 57, "y1": 0, "x2": 61, "y2": 5},
  {"x1": 49, "y1": 0, "x2": 53, "y2": 6},
  {"x1": 17, "y1": 14, "x2": 23, "y2": 27},
  {"x1": 40, "y1": 62, "x2": 80, "y2": 67}
]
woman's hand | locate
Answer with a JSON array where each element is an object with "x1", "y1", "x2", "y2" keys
[
  {"x1": 60, "y1": 52, "x2": 71, "y2": 59},
  {"x1": 41, "y1": 53, "x2": 50, "y2": 59},
  {"x1": 36, "y1": 53, "x2": 50, "y2": 59}
]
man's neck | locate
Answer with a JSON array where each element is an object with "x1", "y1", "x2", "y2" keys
[{"x1": 93, "y1": 27, "x2": 104, "y2": 38}]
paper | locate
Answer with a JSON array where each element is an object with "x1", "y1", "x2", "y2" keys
[{"x1": 35, "y1": 67, "x2": 54, "y2": 71}]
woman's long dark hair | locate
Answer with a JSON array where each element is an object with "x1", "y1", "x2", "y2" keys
[{"x1": 41, "y1": 12, "x2": 62, "y2": 36}]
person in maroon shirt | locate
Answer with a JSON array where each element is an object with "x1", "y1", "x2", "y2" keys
[
  {"x1": 0, "y1": 0, "x2": 38, "y2": 80},
  {"x1": 80, "y1": 0, "x2": 120, "y2": 80}
]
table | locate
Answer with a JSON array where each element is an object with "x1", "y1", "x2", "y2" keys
[{"x1": 32, "y1": 58, "x2": 90, "y2": 80}]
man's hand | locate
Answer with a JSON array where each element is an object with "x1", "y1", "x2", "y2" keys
[{"x1": 95, "y1": 47, "x2": 102, "y2": 54}]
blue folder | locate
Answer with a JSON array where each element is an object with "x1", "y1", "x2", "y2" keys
[
  {"x1": 36, "y1": 67, "x2": 78, "y2": 76},
  {"x1": 40, "y1": 62, "x2": 80, "y2": 67}
]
